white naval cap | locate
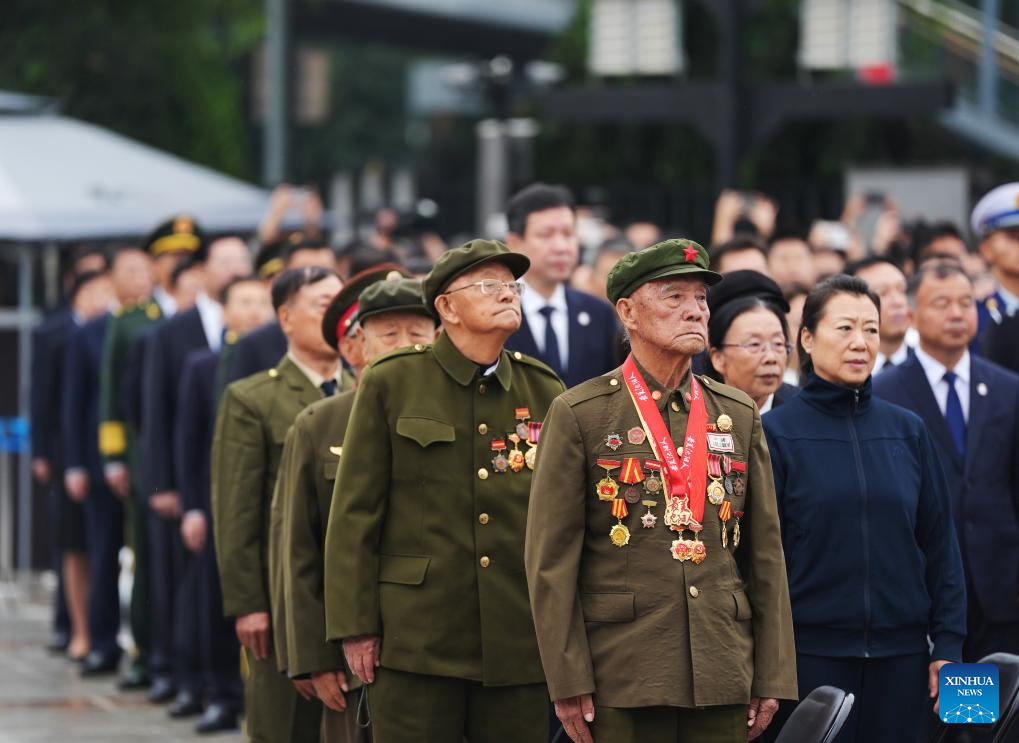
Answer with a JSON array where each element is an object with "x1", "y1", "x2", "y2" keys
[{"x1": 971, "y1": 182, "x2": 1019, "y2": 238}]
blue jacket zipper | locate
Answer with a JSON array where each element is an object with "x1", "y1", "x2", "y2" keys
[{"x1": 848, "y1": 388, "x2": 871, "y2": 657}]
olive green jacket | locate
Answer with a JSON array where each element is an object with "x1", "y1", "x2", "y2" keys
[
  {"x1": 324, "y1": 332, "x2": 565, "y2": 686},
  {"x1": 525, "y1": 360, "x2": 797, "y2": 708},
  {"x1": 98, "y1": 299, "x2": 162, "y2": 465},
  {"x1": 273, "y1": 390, "x2": 360, "y2": 685},
  {"x1": 212, "y1": 355, "x2": 325, "y2": 620}
]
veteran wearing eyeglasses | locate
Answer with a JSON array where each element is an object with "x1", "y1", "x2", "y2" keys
[{"x1": 323, "y1": 239, "x2": 565, "y2": 743}]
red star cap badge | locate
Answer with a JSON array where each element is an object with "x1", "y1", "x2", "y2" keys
[{"x1": 683, "y1": 245, "x2": 699, "y2": 263}]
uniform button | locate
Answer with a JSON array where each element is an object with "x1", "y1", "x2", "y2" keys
[
  {"x1": 480, "y1": 556, "x2": 491, "y2": 568},
  {"x1": 651, "y1": 390, "x2": 662, "y2": 401},
  {"x1": 478, "y1": 423, "x2": 488, "y2": 435},
  {"x1": 268, "y1": 368, "x2": 279, "y2": 378},
  {"x1": 478, "y1": 468, "x2": 489, "y2": 480},
  {"x1": 413, "y1": 344, "x2": 424, "y2": 351},
  {"x1": 513, "y1": 351, "x2": 522, "y2": 360},
  {"x1": 479, "y1": 513, "x2": 490, "y2": 525},
  {"x1": 609, "y1": 379, "x2": 619, "y2": 387},
  {"x1": 671, "y1": 401, "x2": 680, "y2": 412},
  {"x1": 689, "y1": 586, "x2": 699, "y2": 598},
  {"x1": 478, "y1": 383, "x2": 487, "y2": 394}
]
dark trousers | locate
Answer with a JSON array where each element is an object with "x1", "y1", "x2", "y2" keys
[
  {"x1": 82, "y1": 475, "x2": 123, "y2": 658},
  {"x1": 965, "y1": 597, "x2": 1019, "y2": 663},
  {"x1": 148, "y1": 510, "x2": 200, "y2": 689},
  {"x1": 199, "y1": 535, "x2": 241, "y2": 709},
  {"x1": 368, "y1": 667, "x2": 548, "y2": 743},
  {"x1": 763, "y1": 652, "x2": 932, "y2": 743},
  {"x1": 47, "y1": 480, "x2": 70, "y2": 639},
  {"x1": 126, "y1": 443, "x2": 152, "y2": 671}
]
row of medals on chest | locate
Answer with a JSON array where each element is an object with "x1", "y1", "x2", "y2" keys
[
  {"x1": 490, "y1": 408, "x2": 541, "y2": 474},
  {"x1": 597, "y1": 413, "x2": 745, "y2": 564}
]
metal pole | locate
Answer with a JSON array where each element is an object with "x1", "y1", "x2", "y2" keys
[
  {"x1": 980, "y1": 0, "x2": 1000, "y2": 117},
  {"x1": 17, "y1": 244, "x2": 34, "y2": 573},
  {"x1": 263, "y1": 0, "x2": 289, "y2": 186},
  {"x1": 43, "y1": 241, "x2": 59, "y2": 309},
  {"x1": 476, "y1": 119, "x2": 509, "y2": 237}
]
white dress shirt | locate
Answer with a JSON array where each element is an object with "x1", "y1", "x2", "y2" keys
[
  {"x1": 195, "y1": 292, "x2": 225, "y2": 352},
  {"x1": 758, "y1": 393, "x2": 775, "y2": 415},
  {"x1": 152, "y1": 285, "x2": 177, "y2": 318},
  {"x1": 521, "y1": 279, "x2": 569, "y2": 370},
  {"x1": 872, "y1": 338, "x2": 913, "y2": 375},
  {"x1": 286, "y1": 352, "x2": 341, "y2": 390},
  {"x1": 914, "y1": 345, "x2": 971, "y2": 423}
]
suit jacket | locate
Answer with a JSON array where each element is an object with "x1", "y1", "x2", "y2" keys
[
  {"x1": 981, "y1": 311, "x2": 1019, "y2": 376},
  {"x1": 62, "y1": 314, "x2": 109, "y2": 475},
  {"x1": 32, "y1": 309, "x2": 75, "y2": 462},
  {"x1": 873, "y1": 354, "x2": 1019, "y2": 622},
  {"x1": 507, "y1": 286, "x2": 619, "y2": 389},
  {"x1": 224, "y1": 321, "x2": 287, "y2": 386},
  {"x1": 176, "y1": 349, "x2": 219, "y2": 516},
  {"x1": 141, "y1": 308, "x2": 209, "y2": 495}
]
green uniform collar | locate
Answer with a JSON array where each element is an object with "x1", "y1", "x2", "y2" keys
[
  {"x1": 433, "y1": 332, "x2": 513, "y2": 391},
  {"x1": 628, "y1": 353, "x2": 693, "y2": 414},
  {"x1": 275, "y1": 354, "x2": 326, "y2": 404}
]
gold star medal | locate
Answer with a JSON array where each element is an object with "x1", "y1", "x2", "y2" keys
[{"x1": 595, "y1": 459, "x2": 621, "y2": 501}]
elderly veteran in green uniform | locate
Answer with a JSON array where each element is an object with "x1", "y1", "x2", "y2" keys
[
  {"x1": 525, "y1": 239, "x2": 797, "y2": 743},
  {"x1": 324, "y1": 240, "x2": 565, "y2": 743},
  {"x1": 212, "y1": 266, "x2": 343, "y2": 743},
  {"x1": 275, "y1": 274, "x2": 437, "y2": 743},
  {"x1": 98, "y1": 216, "x2": 206, "y2": 691}
]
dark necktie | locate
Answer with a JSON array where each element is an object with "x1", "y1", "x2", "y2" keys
[
  {"x1": 943, "y1": 370, "x2": 966, "y2": 456},
  {"x1": 538, "y1": 305, "x2": 564, "y2": 378},
  {"x1": 320, "y1": 380, "x2": 338, "y2": 397}
]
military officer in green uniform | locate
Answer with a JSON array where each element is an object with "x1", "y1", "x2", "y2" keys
[
  {"x1": 324, "y1": 240, "x2": 565, "y2": 743},
  {"x1": 98, "y1": 216, "x2": 207, "y2": 690},
  {"x1": 525, "y1": 239, "x2": 797, "y2": 743},
  {"x1": 212, "y1": 266, "x2": 343, "y2": 743},
  {"x1": 275, "y1": 273, "x2": 437, "y2": 743}
]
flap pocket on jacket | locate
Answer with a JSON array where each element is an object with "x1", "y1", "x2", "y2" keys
[
  {"x1": 733, "y1": 590, "x2": 753, "y2": 621},
  {"x1": 580, "y1": 591, "x2": 635, "y2": 622},
  {"x1": 396, "y1": 417, "x2": 456, "y2": 447},
  {"x1": 378, "y1": 554, "x2": 431, "y2": 585},
  {"x1": 323, "y1": 461, "x2": 338, "y2": 481}
]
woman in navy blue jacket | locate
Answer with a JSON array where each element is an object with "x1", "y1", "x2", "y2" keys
[{"x1": 762, "y1": 275, "x2": 966, "y2": 742}]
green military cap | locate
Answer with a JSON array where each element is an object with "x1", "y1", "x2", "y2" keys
[
  {"x1": 254, "y1": 240, "x2": 286, "y2": 280},
  {"x1": 422, "y1": 239, "x2": 530, "y2": 312},
  {"x1": 358, "y1": 277, "x2": 435, "y2": 326},
  {"x1": 144, "y1": 214, "x2": 207, "y2": 261},
  {"x1": 321, "y1": 262, "x2": 409, "y2": 350},
  {"x1": 606, "y1": 238, "x2": 722, "y2": 304}
]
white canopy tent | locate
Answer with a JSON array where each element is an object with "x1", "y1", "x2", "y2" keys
[
  {"x1": 0, "y1": 114, "x2": 272, "y2": 241},
  {"x1": 0, "y1": 112, "x2": 275, "y2": 577}
]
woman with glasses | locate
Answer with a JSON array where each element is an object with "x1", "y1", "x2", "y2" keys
[
  {"x1": 705, "y1": 273, "x2": 797, "y2": 412},
  {"x1": 759, "y1": 275, "x2": 966, "y2": 743}
]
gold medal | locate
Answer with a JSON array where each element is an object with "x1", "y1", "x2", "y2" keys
[
  {"x1": 707, "y1": 478, "x2": 725, "y2": 506},
  {"x1": 640, "y1": 500, "x2": 658, "y2": 529},
  {"x1": 596, "y1": 459, "x2": 621, "y2": 501},
  {"x1": 721, "y1": 522, "x2": 728, "y2": 548},
  {"x1": 671, "y1": 538, "x2": 692, "y2": 561},
  {"x1": 609, "y1": 523, "x2": 630, "y2": 547},
  {"x1": 524, "y1": 445, "x2": 537, "y2": 470},
  {"x1": 691, "y1": 537, "x2": 707, "y2": 565},
  {"x1": 716, "y1": 414, "x2": 733, "y2": 433},
  {"x1": 507, "y1": 434, "x2": 526, "y2": 473},
  {"x1": 733, "y1": 518, "x2": 741, "y2": 548}
]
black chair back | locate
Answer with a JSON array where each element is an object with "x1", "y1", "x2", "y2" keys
[{"x1": 775, "y1": 685, "x2": 855, "y2": 743}]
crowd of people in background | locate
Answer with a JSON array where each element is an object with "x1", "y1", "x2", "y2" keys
[{"x1": 26, "y1": 177, "x2": 1019, "y2": 742}]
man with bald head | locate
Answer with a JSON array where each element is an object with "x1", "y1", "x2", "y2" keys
[{"x1": 526, "y1": 239, "x2": 796, "y2": 743}]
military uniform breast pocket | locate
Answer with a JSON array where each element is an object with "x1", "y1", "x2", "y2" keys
[{"x1": 395, "y1": 416, "x2": 456, "y2": 448}]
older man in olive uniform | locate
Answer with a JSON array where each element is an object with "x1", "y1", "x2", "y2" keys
[
  {"x1": 274, "y1": 274, "x2": 437, "y2": 743},
  {"x1": 324, "y1": 240, "x2": 565, "y2": 743},
  {"x1": 525, "y1": 239, "x2": 797, "y2": 743},
  {"x1": 212, "y1": 266, "x2": 343, "y2": 743}
]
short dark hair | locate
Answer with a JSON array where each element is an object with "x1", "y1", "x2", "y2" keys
[
  {"x1": 220, "y1": 274, "x2": 263, "y2": 305},
  {"x1": 906, "y1": 261, "x2": 972, "y2": 302},
  {"x1": 705, "y1": 297, "x2": 790, "y2": 382},
  {"x1": 506, "y1": 183, "x2": 575, "y2": 236},
  {"x1": 913, "y1": 221, "x2": 966, "y2": 260},
  {"x1": 708, "y1": 235, "x2": 768, "y2": 272},
  {"x1": 844, "y1": 255, "x2": 901, "y2": 277},
  {"x1": 171, "y1": 256, "x2": 200, "y2": 287},
  {"x1": 346, "y1": 246, "x2": 397, "y2": 277},
  {"x1": 271, "y1": 266, "x2": 336, "y2": 311},
  {"x1": 595, "y1": 237, "x2": 636, "y2": 261},
  {"x1": 798, "y1": 275, "x2": 881, "y2": 376},
  {"x1": 70, "y1": 244, "x2": 109, "y2": 272},
  {"x1": 69, "y1": 269, "x2": 106, "y2": 301},
  {"x1": 283, "y1": 237, "x2": 333, "y2": 265}
]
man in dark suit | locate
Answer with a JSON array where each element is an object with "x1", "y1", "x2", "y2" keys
[
  {"x1": 141, "y1": 235, "x2": 252, "y2": 713},
  {"x1": 847, "y1": 257, "x2": 914, "y2": 373},
  {"x1": 224, "y1": 234, "x2": 338, "y2": 386},
  {"x1": 504, "y1": 183, "x2": 619, "y2": 388},
  {"x1": 874, "y1": 262, "x2": 1019, "y2": 662},
  {"x1": 64, "y1": 247, "x2": 155, "y2": 676}
]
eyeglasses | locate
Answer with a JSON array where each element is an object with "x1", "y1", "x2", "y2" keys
[
  {"x1": 443, "y1": 280, "x2": 524, "y2": 297},
  {"x1": 718, "y1": 340, "x2": 792, "y2": 356}
]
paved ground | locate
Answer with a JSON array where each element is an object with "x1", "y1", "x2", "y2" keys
[{"x1": 0, "y1": 578, "x2": 241, "y2": 743}]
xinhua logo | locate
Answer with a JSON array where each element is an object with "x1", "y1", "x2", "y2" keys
[{"x1": 939, "y1": 663, "x2": 999, "y2": 724}]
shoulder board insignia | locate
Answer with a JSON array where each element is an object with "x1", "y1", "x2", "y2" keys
[{"x1": 560, "y1": 374, "x2": 622, "y2": 406}]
